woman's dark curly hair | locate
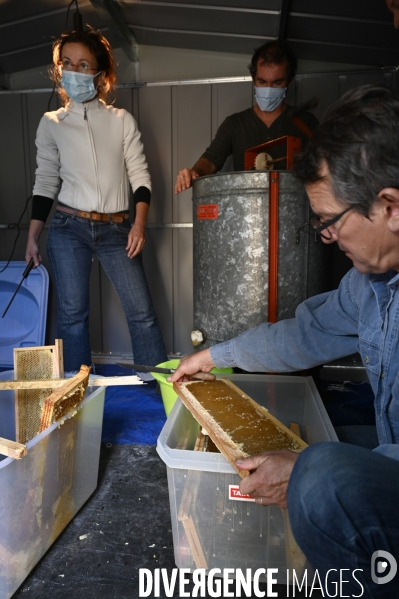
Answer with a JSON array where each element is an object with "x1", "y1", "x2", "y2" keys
[{"x1": 50, "y1": 27, "x2": 116, "y2": 105}]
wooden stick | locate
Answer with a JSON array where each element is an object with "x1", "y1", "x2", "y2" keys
[
  {"x1": 178, "y1": 428, "x2": 208, "y2": 569},
  {"x1": 0, "y1": 437, "x2": 27, "y2": 459},
  {"x1": 183, "y1": 516, "x2": 208, "y2": 569},
  {"x1": 289, "y1": 422, "x2": 301, "y2": 438},
  {"x1": 53, "y1": 338, "x2": 64, "y2": 378},
  {"x1": 0, "y1": 375, "x2": 144, "y2": 390},
  {"x1": 266, "y1": 155, "x2": 287, "y2": 165}
]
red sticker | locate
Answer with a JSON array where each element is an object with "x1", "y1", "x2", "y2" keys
[
  {"x1": 198, "y1": 204, "x2": 218, "y2": 219},
  {"x1": 229, "y1": 485, "x2": 255, "y2": 502}
]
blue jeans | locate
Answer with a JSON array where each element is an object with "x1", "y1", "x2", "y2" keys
[
  {"x1": 47, "y1": 211, "x2": 167, "y2": 372},
  {"x1": 288, "y1": 443, "x2": 399, "y2": 597}
]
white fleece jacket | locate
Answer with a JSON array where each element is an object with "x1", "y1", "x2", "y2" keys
[{"x1": 33, "y1": 98, "x2": 151, "y2": 213}]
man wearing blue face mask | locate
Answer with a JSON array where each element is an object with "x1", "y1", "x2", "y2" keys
[{"x1": 175, "y1": 41, "x2": 319, "y2": 194}]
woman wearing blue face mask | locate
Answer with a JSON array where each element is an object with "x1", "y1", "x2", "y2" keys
[{"x1": 25, "y1": 27, "x2": 167, "y2": 374}]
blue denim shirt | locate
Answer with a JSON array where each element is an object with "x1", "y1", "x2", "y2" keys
[{"x1": 211, "y1": 267, "x2": 399, "y2": 459}]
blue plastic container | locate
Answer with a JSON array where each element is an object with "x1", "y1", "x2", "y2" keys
[{"x1": 0, "y1": 262, "x2": 49, "y2": 368}]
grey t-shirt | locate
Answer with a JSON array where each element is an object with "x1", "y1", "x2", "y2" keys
[{"x1": 202, "y1": 105, "x2": 319, "y2": 171}]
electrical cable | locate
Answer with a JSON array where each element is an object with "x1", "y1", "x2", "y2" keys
[
  {"x1": 48, "y1": 2, "x2": 84, "y2": 120},
  {"x1": 0, "y1": 195, "x2": 32, "y2": 274},
  {"x1": 65, "y1": 0, "x2": 83, "y2": 33},
  {"x1": 47, "y1": 80, "x2": 57, "y2": 112},
  {"x1": 65, "y1": 0, "x2": 77, "y2": 33}
]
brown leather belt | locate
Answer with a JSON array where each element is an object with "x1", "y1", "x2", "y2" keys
[{"x1": 57, "y1": 204, "x2": 129, "y2": 224}]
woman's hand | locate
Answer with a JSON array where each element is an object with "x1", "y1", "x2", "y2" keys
[
  {"x1": 126, "y1": 220, "x2": 146, "y2": 258},
  {"x1": 26, "y1": 220, "x2": 45, "y2": 267}
]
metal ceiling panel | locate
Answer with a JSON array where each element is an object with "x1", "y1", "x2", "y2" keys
[
  {"x1": 132, "y1": 27, "x2": 266, "y2": 56},
  {"x1": 0, "y1": 2, "x2": 104, "y2": 75},
  {"x1": 0, "y1": 0, "x2": 397, "y2": 77},
  {"x1": 287, "y1": 16, "x2": 399, "y2": 49},
  {"x1": 128, "y1": 0, "x2": 282, "y2": 9},
  {"x1": 0, "y1": 0, "x2": 64, "y2": 23},
  {"x1": 122, "y1": 5, "x2": 279, "y2": 38},
  {"x1": 290, "y1": 0, "x2": 389, "y2": 21},
  {"x1": 288, "y1": 41, "x2": 399, "y2": 69}
]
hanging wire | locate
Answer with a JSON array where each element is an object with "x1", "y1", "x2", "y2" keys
[
  {"x1": 48, "y1": 1, "x2": 83, "y2": 114},
  {"x1": 47, "y1": 80, "x2": 57, "y2": 112},
  {"x1": 0, "y1": 196, "x2": 32, "y2": 274},
  {"x1": 65, "y1": 0, "x2": 79, "y2": 33}
]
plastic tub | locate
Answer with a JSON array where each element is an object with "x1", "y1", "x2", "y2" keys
[
  {"x1": 157, "y1": 374, "x2": 338, "y2": 584},
  {"x1": 153, "y1": 359, "x2": 233, "y2": 416},
  {"x1": 0, "y1": 262, "x2": 49, "y2": 368},
  {"x1": 0, "y1": 371, "x2": 106, "y2": 599}
]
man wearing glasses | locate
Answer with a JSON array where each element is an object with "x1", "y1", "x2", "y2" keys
[{"x1": 170, "y1": 85, "x2": 399, "y2": 596}]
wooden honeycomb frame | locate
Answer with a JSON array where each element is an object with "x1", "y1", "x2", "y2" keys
[{"x1": 14, "y1": 340, "x2": 64, "y2": 444}]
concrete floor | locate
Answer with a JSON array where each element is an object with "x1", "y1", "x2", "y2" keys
[{"x1": 12, "y1": 444, "x2": 323, "y2": 599}]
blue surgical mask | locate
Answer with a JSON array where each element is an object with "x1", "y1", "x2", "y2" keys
[
  {"x1": 61, "y1": 70, "x2": 101, "y2": 103},
  {"x1": 254, "y1": 86, "x2": 287, "y2": 112}
]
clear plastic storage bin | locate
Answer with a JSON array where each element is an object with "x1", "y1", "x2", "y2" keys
[
  {"x1": 157, "y1": 374, "x2": 337, "y2": 584},
  {"x1": 0, "y1": 371, "x2": 105, "y2": 599}
]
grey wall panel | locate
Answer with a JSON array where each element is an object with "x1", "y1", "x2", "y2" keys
[
  {"x1": 0, "y1": 95, "x2": 27, "y2": 223},
  {"x1": 138, "y1": 86, "x2": 173, "y2": 224},
  {"x1": 114, "y1": 88, "x2": 134, "y2": 115},
  {"x1": 173, "y1": 227, "x2": 193, "y2": 355},
  {"x1": 295, "y1": 74, "x2": 339, "y2": 122},
  {"x1": 172, "y1": 84, "x2": 212, "y2": 223},
  {"x1": 338, "y1": 72, "x2": 392, "y2": 96},
  {"x1": 26, "y1": 93, "x2": 55, "y2": 201},
  {"x1": 97, "y1": 264, "x2": 132, "y2": 355},
  {"x1": 211, "y1": 80, "x2": 253, "y2": 136},
  {"x1": 285, "y1": 78, "x2": 296, "y2": 106},
  {"x1": 211, "y1": 80, "x2": 253, "y2": 174}
]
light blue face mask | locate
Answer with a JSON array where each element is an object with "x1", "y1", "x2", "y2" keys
[
  {"x1": 254, "y1": 86, "x2": 287, "y2": 112},
  {"x1": 61, "y1": 70, "x2": 101, "y2": 103}
]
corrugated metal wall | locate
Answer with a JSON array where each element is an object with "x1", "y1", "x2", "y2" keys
[{"x1": 0, "y1": 69, "x2": 397, "y2": 358}]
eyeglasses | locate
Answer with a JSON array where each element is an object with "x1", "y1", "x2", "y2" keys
[
  {"x1": 59, "y1": 59, "x2": 98, "y2": 73},
  {"x1": 295, "y1": 205, "x2": 355, "y2": 244},
  {"x1": 310, "y1": 205, "x2": 354, "y2": 241}
]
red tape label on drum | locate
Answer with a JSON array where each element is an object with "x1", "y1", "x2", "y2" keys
[{"x1": 198, "y1": 204, "x2": 218, "y2": 219}]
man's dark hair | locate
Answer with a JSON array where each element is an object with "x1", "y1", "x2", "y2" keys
[
  {"x1": 294, "y1": 85, "x2": 399, "y2": 218},
  {"x1": 248, "y1": 41, "x2": 297, "y2": 82}
]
